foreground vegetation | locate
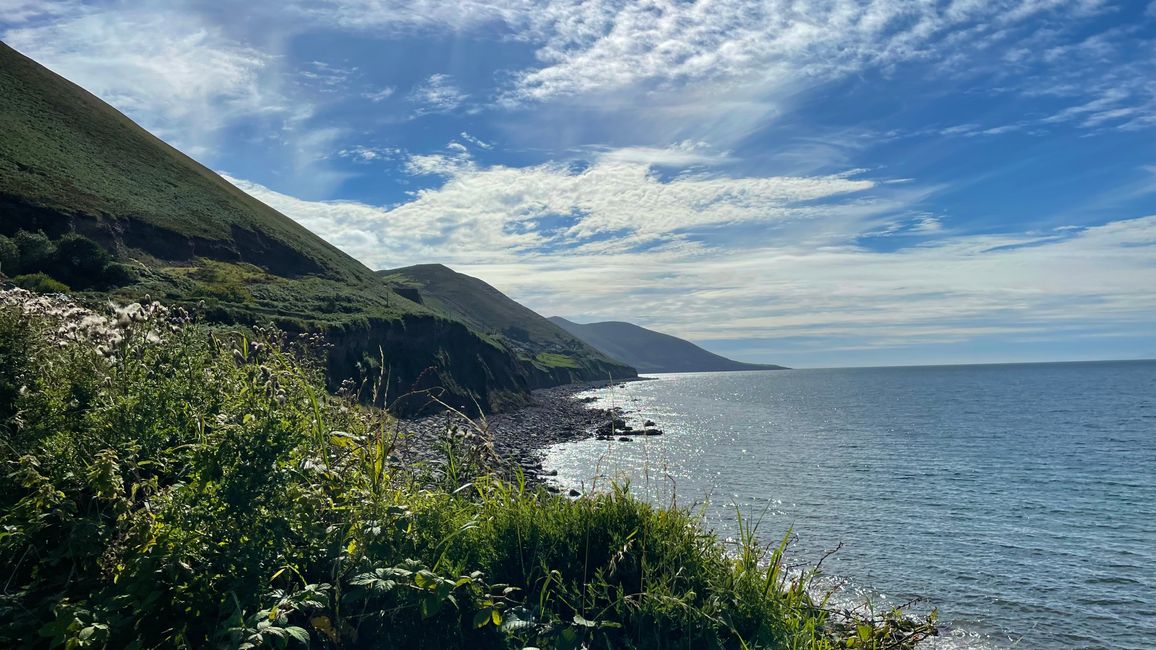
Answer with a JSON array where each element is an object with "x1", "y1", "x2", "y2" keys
[{"x1": 0, "y1": 289, "x2": 934, "y2": 649}]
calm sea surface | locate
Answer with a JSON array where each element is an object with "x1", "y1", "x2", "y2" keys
[{"x1": 543, "y1": 361, "x2": 1156, "y2": 649}]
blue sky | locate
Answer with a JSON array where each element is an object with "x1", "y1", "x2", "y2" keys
[{"x1": 4, "y1": 0, "x2": 1155, "y2": 367}]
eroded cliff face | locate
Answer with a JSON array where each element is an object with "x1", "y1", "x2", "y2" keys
[{"x1": 324, "y1": 314, "x2": 635, "y2": 416}]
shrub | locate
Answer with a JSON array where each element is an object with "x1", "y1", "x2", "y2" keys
[
  {"x1": 10, "y1": 272, "x2": 69, "y2": 293},
  {"x1": 100, "y1": 261, "x2": 137, "y2": 286},
  {"x1": 4, "y1": 230, "x2": 133, "y2": 289},
  {"x1": 53, "y1": 232, "x2": 112, "y2": 288},
  {"x1": 0, "y1": 235, "x2": 17, "y2": 276},
  {"x1": 12, "y1": 229, "x2": 54, "y2": 274}
]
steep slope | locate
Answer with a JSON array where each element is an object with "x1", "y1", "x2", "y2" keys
[
  {"x1": 379, "y1": 264, "x2": 635, "y2": 383},
  {"x1": 0, "y1": 41, "x2": 618, "y2": 413},
  {"x1": 549, "y1": 317, "x2": 788, "y2": 374},
  {"x1": 0, "y1": 42, "x2": 361, "y2": 280}
]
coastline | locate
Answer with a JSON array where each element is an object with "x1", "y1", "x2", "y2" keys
[{"x1": 398, "y1": 379, "x2": 649, "y2": 485}]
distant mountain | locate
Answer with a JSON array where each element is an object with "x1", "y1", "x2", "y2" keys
[
  {"x1": 548, "y1": 317, "x2": 788, "y2": 373},
  {"x1": 0, "y1": 41, "x2": 630, "y2": 413},
  {"x1": 379, "y1": 264, "x2": 635, "y2": 381}
]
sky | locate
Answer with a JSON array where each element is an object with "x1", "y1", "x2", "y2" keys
[{"x1": 3, "y1": 0, "x2": 1155, "y2": 368}]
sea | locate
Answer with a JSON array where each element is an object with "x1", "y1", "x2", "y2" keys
[{"x1": 542, "y1": 360, "x2": 1156, "y2": 649}]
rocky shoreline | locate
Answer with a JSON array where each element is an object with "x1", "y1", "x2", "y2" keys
[{"x1": 393, "y1": 379, "x2": 653, "y2": 488}]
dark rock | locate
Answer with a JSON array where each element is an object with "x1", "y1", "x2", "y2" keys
[
  {"x1": 643, "y1": 419, "x2": 656, "y2": 427},
  {"x1": 391, "y1": 379, "x2": 646, "y2": 488},
  {"x1": 642, "y1": 429, "x2": 663, "y2": 436},
  {"x1": 568, "y1": 489, "x2": 581, "y2": 497},
  {"x1": 618, "y1": 436, "x2": 631, "y2": 442}
]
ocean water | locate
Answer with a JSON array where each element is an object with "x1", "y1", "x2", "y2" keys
[{"x1": 543, "y1": 361, "x2": 1156, "y2": 649}]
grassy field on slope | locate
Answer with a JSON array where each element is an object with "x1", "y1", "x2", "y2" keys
[
  {"x1": 0, "y1": 40, "x2": 419, "y2": 326},
  {"x1": 381, "y1": 264, "x2": 634, "y2": 376},
  {"x1": 0, "y1": 42, "x2": 363, "y2": 279}
]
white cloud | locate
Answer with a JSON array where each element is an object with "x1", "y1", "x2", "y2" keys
[
  {"x1": 222, "y1": 140, "x2": 1156, "y2": 354},
  {"x1": 337, "y1": 145, "x2": 402, "y2": 163},
  {"x1": 910, "y1": 216, "x2": 944, "y2": 233},
  {"x1": 299, "y1": 0, "x2": 525, "y2": 33},
  {"x1": 408, "y1": 73, "x2": 468, "y2": 115},
  {"x1": 493, "y1": 0, "x2": 1102, "y2": 104},
  {"x1": 2, "y1": 6, "x2": 290, "y2": 154},
  {"x1": 0, "y1": 0, "x2": 77, "y2": 24},
  {"x1": 300, "y1": 60, "x2": 358, "y2": 93},
  {"x1": 1042, "y1": 88, "x2": 1131, "y2": 125},
  {"x1": 459, "y1": 132, "x2": 493, "y2": 149},
  {"x1": 595, "y1": 140, "x2": 731, "y2": 167},
  {"x1": 363, "y1": 86, "x2": 395, "y2": 102},
  {"x1": 226, "y1": 147, "x2": 879, "y2": 265},
  {"x1": 296, "y1": 0, "x2": 1153, "y2": 141}
]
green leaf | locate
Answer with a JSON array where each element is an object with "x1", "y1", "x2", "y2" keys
[
  {"x1": 598, "y1": 620, "x2": 622, "y2": 629},
  {"x1": 414, "y1": 571, "x2": 435, "y2": 589},
  {"x1": 558, "y1": 628, "x2": 581, "y2": 650},
  {"x1": 491, "y1": 609, "x2": 503, "y2": 626},
  {"x1": 573, "y1": 614, "x2": 595, "y2": 628},
  {"x1": 420, "y1": 596, "x2": 443, "y2": 619},
  {"x1": 284, "y1": 626, "x2": 310, "y2": 645},
  {"x1": 472, "y1": 609, "x2": 492, "y2": 629}
]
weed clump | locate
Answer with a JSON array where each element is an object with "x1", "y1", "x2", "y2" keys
[{"x1": 0, "y1": 289, "x2": 934, "y2": 649}]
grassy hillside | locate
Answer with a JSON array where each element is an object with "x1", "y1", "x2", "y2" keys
[
  {"x1": 0, "y1": 41, "x2": 363, "y2": 280},
  {"x1": 381, "y1": 264, "x2": 634, "y2": 379},
  {"x1": 0, "y1": 41, "x2": 630, "y2": 411},
  {"x1": 549, "y1": 317, "x2": 788, "y2": 374}
]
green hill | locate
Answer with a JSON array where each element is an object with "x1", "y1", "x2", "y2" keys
[
  {"x1": 0, "y1": 41, "x2": 631, "y2": 412},
  {"x1": 380, "y1": 264, "x2": 634, "y2": 380},
  {"x1": 0, "y1": 43, "x2": 363, "y2": 281},
  {"x1": 548, "y1": 317, "x2": 788, "y2": 374}
]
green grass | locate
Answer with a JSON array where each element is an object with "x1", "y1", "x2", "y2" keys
[
  {"x1": 0, "y1": 291, "x2": 934, "y2": 649},
  {"x1": 380, "y1": 264, "x2": 632, "y2": 379},
  {"x1": 0, "y1": 43, "x2": 363, "y2": 279},
  {"x1": 0, "y1": 42, "x2": 427, "y2": 330},
  {"x1": 533, "y1": 352, "x2": 581, "y2": 369}
]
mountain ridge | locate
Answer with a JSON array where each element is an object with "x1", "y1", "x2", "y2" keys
[
  {"x1": 378, "y1": 263, "x2": 635, "y2": 382},
  {"x1": 549, "y1": 317, "x2": 788, "y2": 373}
]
